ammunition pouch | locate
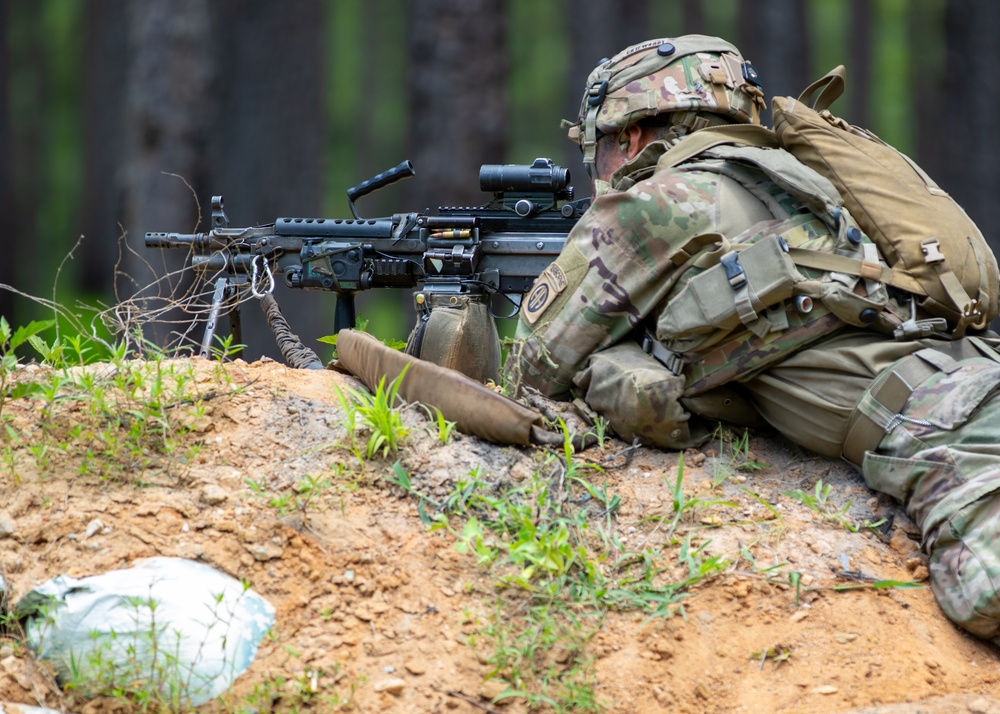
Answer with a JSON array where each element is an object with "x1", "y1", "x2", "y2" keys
[
  {"x1": 657, "y1": 235, "x2": 800, "y2": 340},
  {"x1": 405, "y1": 292, "x2": 501, "y2": 385},
  {"x1": 574, "y1": 341, "x2": 710, "y2": 449}
]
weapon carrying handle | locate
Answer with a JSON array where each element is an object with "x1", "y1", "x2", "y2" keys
[{"x1": 346, "y1": 161, "x2": 415, "y2": 219}]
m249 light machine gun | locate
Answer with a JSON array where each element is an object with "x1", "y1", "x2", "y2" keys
[{"x1": 144, "y1": 158, "x2": 588, "y2": 382}]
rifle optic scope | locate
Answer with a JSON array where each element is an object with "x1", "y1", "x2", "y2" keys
[{"x1": 479, "y1": 157, "x2": 570, "y2": 197}]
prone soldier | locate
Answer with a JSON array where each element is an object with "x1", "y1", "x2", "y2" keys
[{"x1": 505, "y1": 35, "x2": 1000, "y2": 640}]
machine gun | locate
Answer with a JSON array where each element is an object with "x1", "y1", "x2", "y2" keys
[{"x1": 145, "y1": 158, "x2": 587, "y2": 370}]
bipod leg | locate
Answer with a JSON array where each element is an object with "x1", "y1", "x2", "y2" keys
[{"x1": 200, "y1": 276, "x2": 245, "y2": 359}]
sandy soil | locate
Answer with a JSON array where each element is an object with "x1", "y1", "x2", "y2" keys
[{"x1": 1, "y1": 357, "x2": 999, "y2": 714}]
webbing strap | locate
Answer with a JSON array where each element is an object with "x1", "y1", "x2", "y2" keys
[
  {"x1": 842, "y1": 356, "x2": 937, "y2": 466},
  {"x1": 669, "y1": 232, "x2": 728, "y2": 268},
  {"x1": 581, "y1": 68, "x2": 613, "y2": 167},
  {"x1": 796, "y1": 65, "x2": 847, "y2": 112},
  {"x1": 932, "y1": 258, "x2": 983, "y2": 337},
  {"x1": 787, "y1": 247, "x2": 892, "y2": 283},
  {"x1": 793, "y1": 245, "x2": 984, "y2": 335},
  {"x1": 842, "y1": 339, "x2": 999, "y2": 465}
]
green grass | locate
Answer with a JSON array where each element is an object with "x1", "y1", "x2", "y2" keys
[
  {"x1": 1, "y1": 315, "x2": 236, "y2": 486},
  {"x1": 386, "y1": 427, "x2": 742, "y2": 712},
  {"x1": 333, "y1": 364, "x2": 411, "y2": 463},
  {"x1": 785, "y1": 478, "x2": 886, "y2": 533}
]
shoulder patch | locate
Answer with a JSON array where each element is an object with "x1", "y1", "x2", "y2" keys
[{"x1": 522, "y1": 263, "x2": 568, "y2": 325}]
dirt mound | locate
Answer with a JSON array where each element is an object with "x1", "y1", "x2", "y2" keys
[{"x1": 1, "y1": 357, "x2": 999, "y2": 713}]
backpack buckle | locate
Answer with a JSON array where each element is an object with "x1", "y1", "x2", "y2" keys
[
  {"x1": 893, "y1": 298, "x2": 948, "y2": 340},
  {"x1": 920, "y1": 238, "x2": 945, "y2": 264}
]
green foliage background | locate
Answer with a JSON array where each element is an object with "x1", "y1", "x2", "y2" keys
[{"x1": 1, "y1": 0, "x2": 966, "y2": 346}]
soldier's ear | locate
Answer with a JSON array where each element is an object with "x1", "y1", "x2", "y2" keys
[{"x1": 623, "y1": 124, "x2": 647, "y2": 160}]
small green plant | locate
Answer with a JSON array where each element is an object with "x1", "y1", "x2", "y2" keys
[
  {"x1": 750, "y1": 644, "x2": 793, "y2": 670},
  {"x1": 790, "y1": 571, "x2": 802, "y2": 607},
  {"x1": 786, "y1": 479, "x2": 885, "y2": 533},
  {"x1": 0, "y1": 317, "x2": 56, "y2": 421},
  {"x1": 208, "y1": 332, "x2": 246, "y2": 361},
  {"x1": 294, "y1": 472, "x2": 332, "y2": 512},
  {"x1": 242, "y1": 665, "x2": 363, "y2": 712},
  {"x1": 421, "y1": 404, "x2": 458, "y2": 444},
  {"x1": 479, "y1": 602, "x2": 603, "y2": 713},
  {"x1": 706, "y1": 425, "x2": 770, "y2": 484},
  {"x1": 335, "y1": 365, "x2": 411, "y2": 460},
  {"x1": 730, "y1": 429, "x2": 770, "y2": 473},
  {"x1": 333, "y1": 383, "x2": 363, "y2": 463},
  {"x1": 318, "y1": 315, "x2": 406, "y2": 357},
  {"x1": 652, "y1": 455, "x2": 739, "y2": 542},
  {"x1": 587, "y1": 415, "x2": 611, "y2": 449}
]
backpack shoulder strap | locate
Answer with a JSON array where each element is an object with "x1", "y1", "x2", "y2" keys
[{"x1": 657, "y1": 124, "x2": 779, "y2": 170}]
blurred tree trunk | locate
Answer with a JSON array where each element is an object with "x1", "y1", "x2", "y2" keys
[
  {"x1": 120, "y1": 0, "x2": 213, "y2": 349},
  {"x1": 737, "y1": 0, "x2": 810, "y2": 122},
  {"x1": 847, "y1": 0, "x2": 872, "y2": 127},
  {"x1": 2, "y1": 0, "x2": 44, "y2": 324},
  {"x1": 938, "y1": 0, "x2": 1000, "y2": 329},
  {"x1": 352, "y1": 0, "x2": 407, "y2": 218},
  {"x1": 204, "y1": 0, "x2": 327, "y2": 359},
  {"x1": 910, "y1": 0, "x2": 946, "y2": 184},
  {"x1": 121, "y1": 0, "x2": 326, "y2": 359},
  {"x1": 0, "y1": 0, "x2": 12, "y2": 322},
  {"x1": 80, "y1": 0, "x2": 128, "y2": 298},
  {"x1": 405, "y1": 0, "x2": 508, "y2": 210},
  {"x1": 940, "y1": 1, "x2": 1000, "y2": 258},
  {"x1": 682, "y1": 0, "x2": 706, "y2": 34}
]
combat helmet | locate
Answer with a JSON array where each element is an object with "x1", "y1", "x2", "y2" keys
[{"x1": 567, "y1": 35, "x2": 766, "y2": 170}]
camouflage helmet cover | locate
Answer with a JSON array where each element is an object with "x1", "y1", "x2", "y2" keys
[{"x1": 567, "y1": 35, "x2": 766, "y2": 167}]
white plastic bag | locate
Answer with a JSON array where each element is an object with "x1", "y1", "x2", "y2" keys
[{"x1": 17, "y1": 557, "x2": 275, "y2": 706}]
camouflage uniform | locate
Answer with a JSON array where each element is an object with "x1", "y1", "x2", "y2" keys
[{"x1": 507, "y1": 35, "x2": 1000, "y2": 639}]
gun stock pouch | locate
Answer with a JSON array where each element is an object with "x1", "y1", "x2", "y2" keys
[
  {"x1": 405, "y1": 292, "x2": 502, "y2": 385},
  {"x1": 336, "y1": 329, "x2": 541, "y2": 445}
]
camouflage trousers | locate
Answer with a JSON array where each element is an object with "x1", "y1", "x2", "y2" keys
[{"x1": 847, "y1": 338, "x2": 1000, "y2": 638}]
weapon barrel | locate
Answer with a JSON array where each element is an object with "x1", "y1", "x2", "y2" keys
[{"x1": 143, "y1": 232, "x2": 229, "y2": 250}]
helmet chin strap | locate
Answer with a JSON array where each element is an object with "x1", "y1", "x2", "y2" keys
[{"x1": 580, "y1": 69, "x2": 612, "y2": 168}]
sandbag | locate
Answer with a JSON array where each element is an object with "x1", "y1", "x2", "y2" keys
[{"x1": 336, "y1": 329, "x2": 541, "y2": 445}]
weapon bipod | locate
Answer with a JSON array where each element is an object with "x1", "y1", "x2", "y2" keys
[{"x1": 200, "y1": 275, "x2": 246, "y2": 360}]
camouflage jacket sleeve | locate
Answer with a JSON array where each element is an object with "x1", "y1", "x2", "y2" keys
[{"x1": 505, "y1": 167, "x2": 724, "y2": 398}]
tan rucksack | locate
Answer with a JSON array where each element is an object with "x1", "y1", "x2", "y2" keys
[{"x1": 771, "y1": 66, "x2": 999, "y2": 336}]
